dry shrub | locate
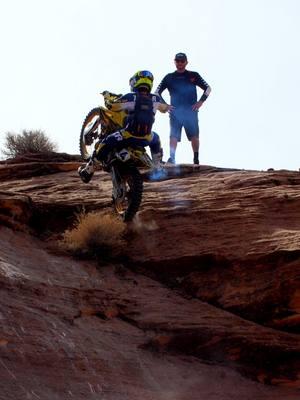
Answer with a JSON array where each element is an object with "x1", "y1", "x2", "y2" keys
[
  {"x1": 2, "y1": 130, "x2": 57, "y2": 158},
  {"x1": 63, "y1": 212, "x2": 126, "y2": 258}
]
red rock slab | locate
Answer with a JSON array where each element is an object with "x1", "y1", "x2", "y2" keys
[
  {"x1": 0, "y1": 161, "x2": 82, "y2": 181},
  {"x1": 128, "y1": 169, "x2": 300, "y2": 262},
  {"x1": 0, "y1": 191, "x2": 32, "y2": 230},
  {"x1": 124, "y1": 169, "x2": 300, "y2": 333},
  {"x1": 1, "y1": 227, "x2": 300, "y2": 396}
]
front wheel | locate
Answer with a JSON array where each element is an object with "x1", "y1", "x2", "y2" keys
[
  {"x1": 79, "y1": 108, "x2": 101, "y2": 160},
  {"x1": 111, "y1": 164, "x2": 143, "y2": 222}
]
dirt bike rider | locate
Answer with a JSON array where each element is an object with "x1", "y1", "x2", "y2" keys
[{"x1": 78, "y1": 70, "x2": 172, "y2": 183}]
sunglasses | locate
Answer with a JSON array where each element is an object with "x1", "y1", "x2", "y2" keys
[{"x1": 175, "y1": 59, "x2": 186, "y2": 63}]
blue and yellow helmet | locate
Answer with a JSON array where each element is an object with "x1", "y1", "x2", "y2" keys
[{"x1": 129, "y1": 70, "x2": 154, "y2": 92}]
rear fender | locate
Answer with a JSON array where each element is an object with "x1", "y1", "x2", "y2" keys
[{"x1": 116, "y1": 149, "x2": 131, "y2": 163}]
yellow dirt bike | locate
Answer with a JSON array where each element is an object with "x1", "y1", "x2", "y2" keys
[{"x1": 79, "y1": 91, "x2": 155, "y2": 221}]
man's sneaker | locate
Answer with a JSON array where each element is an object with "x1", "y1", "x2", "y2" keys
[
  {"x1": 167, "y1": 157, "x2": 175, "y2": 164},
  {"x1": 78, "y1": 163, "x2": 94, "y2": 183},
  {"x1": 193, "y1": 158, "x2": 199, "y2": 165}
]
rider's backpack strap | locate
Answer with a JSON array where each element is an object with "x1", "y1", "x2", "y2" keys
[{"x1": 127, "y1": 93, "x2": 154, "y2": 136}]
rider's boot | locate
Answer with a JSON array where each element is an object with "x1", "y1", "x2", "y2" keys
[{"x1": 78, "y1": 158, "x2": 95, "y2": 183}]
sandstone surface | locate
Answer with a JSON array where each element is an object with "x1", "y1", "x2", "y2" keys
[{"x1": 0, "y1": 153, "x2": 300, "y2": 399}]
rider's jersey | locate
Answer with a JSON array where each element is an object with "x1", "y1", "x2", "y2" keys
[
  {"x1": 155, "y1": 70, "x2": 211, "y2": 108},
  {"x1": 109, "y1": 92, "x2": 169, "y2": 137}
]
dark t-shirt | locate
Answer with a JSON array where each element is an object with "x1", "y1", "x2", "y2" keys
[{"x1": 156, "y1": 70, "x2": 210, "y2": 108}]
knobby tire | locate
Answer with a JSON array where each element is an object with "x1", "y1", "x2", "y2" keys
[
  {"x1": 115, "y1": 165, "x2": 143, "y2": 222},
  {"x1": 79, "y1": 108, "x2": 101, "y2": 160}
]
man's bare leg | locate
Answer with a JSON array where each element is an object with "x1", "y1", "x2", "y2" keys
[
  {"x1": 169, "y1": 136, "x2": 178, "y2": 163},
  {"x1": 191, "y1": 136, "x2": 199, "y2": 164}
]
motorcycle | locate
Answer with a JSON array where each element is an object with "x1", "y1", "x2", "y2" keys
[{"x1": 79, "y1": 91, "x2": 156, "y2": 222}]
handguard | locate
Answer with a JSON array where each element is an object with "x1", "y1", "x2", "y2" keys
[{"x1": 102, "y1": 91, "x2": 123, "y2": 109}]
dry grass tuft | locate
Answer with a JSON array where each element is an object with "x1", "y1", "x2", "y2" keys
[{"x1": 62, "y1": 212, "x2": 126, "y2": 258}]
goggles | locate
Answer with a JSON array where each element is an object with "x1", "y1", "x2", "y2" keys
[{"x1": 136, "y1": 71, "x2": 154, "y2": 81}]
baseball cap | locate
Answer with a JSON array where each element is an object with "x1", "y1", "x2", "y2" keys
[{"x1": 175, "y1": 52, "x2": 187, "y2": 61}]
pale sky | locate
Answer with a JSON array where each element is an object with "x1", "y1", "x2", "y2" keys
[{"x1": 1, "y1": 0, "x2": 299, "y2": 170}]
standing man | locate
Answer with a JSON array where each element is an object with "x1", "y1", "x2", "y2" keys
[{"x1": 155, "y1": 52, "x2": 211, "y2": 165}]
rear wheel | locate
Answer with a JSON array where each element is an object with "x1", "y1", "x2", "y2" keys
[
  {"x1": 79, "y1": 108, "x2": 101, "y2": 160},
  {"x1": 112, "y1": 165, "x2": 143, "y2": 222}
]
